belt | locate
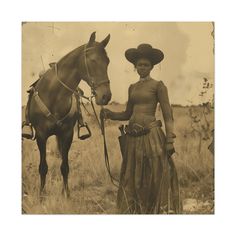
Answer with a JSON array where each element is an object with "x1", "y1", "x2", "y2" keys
[
  {"x1": 148, "y1": 120, "x2": 162, "y2": 129},
  {"x1": 125, "y1": 120, "x2": 162, "y2": 137}
]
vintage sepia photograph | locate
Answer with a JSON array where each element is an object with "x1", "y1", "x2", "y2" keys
[{"x1": 22, "y1": 22, "x2": 214, "y2": 214}]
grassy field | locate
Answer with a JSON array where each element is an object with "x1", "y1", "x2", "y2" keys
[{"x1": 22, "y1": 104, "x2": 214, "y2": 214}]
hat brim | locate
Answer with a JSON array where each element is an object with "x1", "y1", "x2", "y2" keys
[{"x1": 125, "y1": 48, "x2": 164, "y2": 65}]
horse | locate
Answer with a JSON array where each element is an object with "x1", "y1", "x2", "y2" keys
[{"x1": 27, "y1": 32, "x2": 112, "y2": 198}]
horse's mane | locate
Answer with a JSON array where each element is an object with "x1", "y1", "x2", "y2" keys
[
  {"x1": 58, "y1": 42, "x2": 109, "y2": 67},
  {"x1": 57, "y1": 44, "x2": 84, "y2": 66}
]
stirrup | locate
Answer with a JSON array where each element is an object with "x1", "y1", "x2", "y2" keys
[
  {"x1": 78, "y1": 122, "x2": 91, "y2": 140},
  {"x1": 22, "y1": 122, "x2": 35, "y2": 140}
]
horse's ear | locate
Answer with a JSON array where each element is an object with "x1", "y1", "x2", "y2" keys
[
  {"x1": 88, "y1": 32, "x2": 96, "y2": 46},
  {"x1": 100, "y1": 34, "x2": 110, "y2": 48}
]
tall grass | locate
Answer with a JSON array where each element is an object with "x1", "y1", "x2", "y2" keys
[{"x1": 22, "y1": 105, "x2": 214, "y2": 214}]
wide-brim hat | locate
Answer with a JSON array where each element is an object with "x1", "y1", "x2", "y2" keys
[{"x1": 125, "y1": 44, "x2": 164, "y2": 66}]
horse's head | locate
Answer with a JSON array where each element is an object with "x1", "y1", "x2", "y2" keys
[{"x1": 79, "y1": 32, "x2": 112, "y2": 105}]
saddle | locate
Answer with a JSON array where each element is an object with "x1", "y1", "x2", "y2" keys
[{"x1": 24, "y1": 75, "x2": 90, "y2": 139}]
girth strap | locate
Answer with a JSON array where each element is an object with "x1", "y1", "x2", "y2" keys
[{"x1": 32, "y1": 88, "x2": 77, "y2": 126}]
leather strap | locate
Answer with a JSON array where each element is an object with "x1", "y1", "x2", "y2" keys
[{"x1": 32, "y1": 88, "x2": 77, "y2": 126}]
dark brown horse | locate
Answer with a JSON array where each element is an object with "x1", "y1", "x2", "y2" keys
[{"x1": 28, "y1": 32, "x2": 111, "y2": 198}]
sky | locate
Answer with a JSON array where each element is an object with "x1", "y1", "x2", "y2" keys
[{"x1": 22, "y1": 22, "x2": 214, "y2": 105}]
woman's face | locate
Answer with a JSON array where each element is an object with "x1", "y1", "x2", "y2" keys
[{"x1": 135, "y1": 58, "x2": 153, "y2": 78}]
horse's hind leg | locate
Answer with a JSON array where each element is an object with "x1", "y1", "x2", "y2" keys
[
  {"x1": 58, "y1": 131, "x2": 73, "y2": 198},
  {"x1": 36, "y1": 136, "x2": 48, "y2": 196}
]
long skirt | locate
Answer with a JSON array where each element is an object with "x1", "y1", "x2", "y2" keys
[{"x1": 117, "y1": 126, "x2": 181, "y2": 214}]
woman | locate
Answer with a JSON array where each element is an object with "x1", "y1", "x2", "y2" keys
[{"x1": 101, "y1": 44, "x2": 181, "y2": 214}]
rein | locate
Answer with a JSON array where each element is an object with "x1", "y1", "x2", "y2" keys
[
  {"x1": 84, "y1": 98, "x2": 119, "y2": 188},
  {"x1": 55, "y1": 44, "x2": 109, "y2": 98},
  {"x1": 98, "y1": 106, "x2": 120, "y2": 188},
  {"x1": 55, "y1": 44, "x2": 118, "y2": 187},
  {"x1": 55, "y1": 63, "x2": 90, "y2": 101}
]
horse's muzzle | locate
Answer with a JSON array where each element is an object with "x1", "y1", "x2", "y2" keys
[{"x1": 102, "y1": 92, "x2": 112, "y2": 105}]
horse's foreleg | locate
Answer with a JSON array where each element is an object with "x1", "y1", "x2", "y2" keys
[
  {"x1": 58, "y1": 131, "x2": 73, "y2": 198},
  {"x1": 36, "y1": 136, "x2": 48, "y2": 196}
]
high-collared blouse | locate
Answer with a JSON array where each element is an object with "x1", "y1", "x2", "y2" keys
[{"x1": 109, "y1": 77, "x2": 176, "y2": 143}]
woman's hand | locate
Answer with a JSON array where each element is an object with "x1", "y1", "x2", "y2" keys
[
  {"x1": 100, "y1": 108, "x2": 112, "y2": 120},
  {"x1": 165, "y1": 143, "x2": 175, "y2": 157}
]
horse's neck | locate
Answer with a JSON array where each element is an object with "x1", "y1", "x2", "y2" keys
[
  {"x1": 37, "y1": 45, "x2": 85, "y2": 104},
  {"x1": 57, "y1": 67, "x2": 81, "y2": 92},
  {"x1": 56, "y1": 46, "x2": 84, "y2": 92}
]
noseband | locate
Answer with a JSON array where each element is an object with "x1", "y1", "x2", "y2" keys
[{"x1": 56, "y1": 44, "x2": 110, "y2": 96}]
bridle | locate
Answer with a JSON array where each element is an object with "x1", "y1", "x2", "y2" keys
[
  {"x1": 55, "y1": 44, "x2": 110, "y2": 97},
  {"x1": 55, "y1": 44, "x2": 118, "y2": 187},
  {"x1": 83, "y1": 44, "x2": 110, "y2": 94}
]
